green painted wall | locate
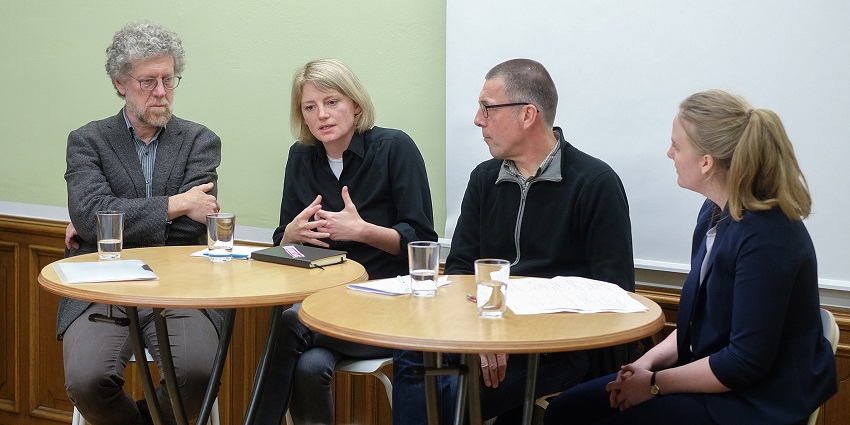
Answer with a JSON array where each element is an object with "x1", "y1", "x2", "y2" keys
[{"x1": 0, "y1": 1, "x2": 447, "y2": 236}]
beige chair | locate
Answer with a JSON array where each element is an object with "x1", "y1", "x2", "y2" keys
[
  {"x1": 480, "y1": 390, "x2": 559, "y2": 424},
  {"x1": 285, "y1": 356, "x2": 393, "y2": 424},
  {"x1": 527, "y1": 392, "x2": 560, "y2": 425},
  {"x1": 71, "y1": 348, "x2": 221, "y2": 425},
  {"x1": 807, "y1": 308, "x2": 840, "y2": 425}
]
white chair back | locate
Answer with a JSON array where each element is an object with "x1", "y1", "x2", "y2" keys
[{"x1": 806, "y1": 308, "x2": 839, "y2": 425}]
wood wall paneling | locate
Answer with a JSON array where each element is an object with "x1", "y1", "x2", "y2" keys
[
  {"x1": 0, "y1": 240, "x2": 19, "y2": 415},
  {"x1": 1, "y1": 215, "x2": 847, "y2": 424},
  {"x1": 29, "y1": 244, "x2": 67, "y2": 422}
]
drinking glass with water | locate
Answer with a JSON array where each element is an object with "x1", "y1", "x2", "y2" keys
[
  {"x1": 206, "y1": 213, "x2": 236, "y2": 262},
  {"x1": 96, "y1": 211, "x2": 124, "y2": 260},
  {"x1": 408, "y1": 241, "x2": 440, "y2": 296},
  {"x1": 475, "y1": 259, "x2": 510, "y2": 318}
]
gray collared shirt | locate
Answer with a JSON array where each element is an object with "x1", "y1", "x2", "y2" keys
[
  {"x1": 496, "y1": 133, "x2": 563, "y2": 186},
  {"x1": 492, "y1": 131, "x2": 563, "y2": 267},
  {"x1": 122, "y1": 109, "x2": 163, "y2": 198}
]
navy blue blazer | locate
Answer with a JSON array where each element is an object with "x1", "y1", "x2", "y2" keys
[{"x1": 677, "y1": 201, "x2": 836, "y2": 425}]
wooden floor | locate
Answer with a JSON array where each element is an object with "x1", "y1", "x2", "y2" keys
[{"x1": 0, "y1": 215, "x2": 846, "y2": 424}]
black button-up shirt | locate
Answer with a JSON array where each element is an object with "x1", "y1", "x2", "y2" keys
[{"x1": 272, "y1": 126, "x2": 437, "y2": 279}]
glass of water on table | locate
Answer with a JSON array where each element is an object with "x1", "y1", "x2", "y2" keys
[
  {"x1": 408, "y1": 241, "x2": 440, "y2": 296},
  {"x1": 206, "y1": 213, "x2": 236, "y2": 262},
  {"x1": 96, "y1": 211, "x2": 124, "y2": 260},
  {"x1": 474, "y1": 259, "x2": 510, "y2": 318}
]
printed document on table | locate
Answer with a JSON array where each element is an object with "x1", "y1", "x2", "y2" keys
[
  {"x1": 348, "y1": 275, "x2": 450, "y2": 295},
  {"x1": 506, "y1": 276, "x2": 648, "y2": 315},
  {"x1": 190, "y1": 245, "x2": 265, "y2": 259},
  {"x1": 53, "y1": 260, "x2": 159, "y2": 284}
]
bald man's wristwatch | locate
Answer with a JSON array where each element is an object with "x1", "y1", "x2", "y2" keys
[{"x1": 649, "y1": 371, "x2": 661, "y2": 396}]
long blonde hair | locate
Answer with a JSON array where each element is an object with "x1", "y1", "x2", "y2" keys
[
  {"x1": 679, "y1": 90, "x2": 811, "y2": 221},
  {"x1": 289, "y1": 59, "x2": 375, "y2": 146}
]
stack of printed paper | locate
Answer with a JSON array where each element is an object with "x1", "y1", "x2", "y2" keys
[{"x1": 506, "y1": 276, "x2": 648, "y2": 315}]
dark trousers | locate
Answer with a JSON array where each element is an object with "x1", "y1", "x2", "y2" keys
[
  {"x1": 63, "y1": 304, "x2": 218, "y2": 425},
  {"x1": 393, "y1": 349, "x2": 589, "y2": 425},
  {"x1": 253, "y1": 303, "x2": 392, "y2": 425},
  {"x1": 543, "y1": 373, "x2": 809, "y2": 425}
]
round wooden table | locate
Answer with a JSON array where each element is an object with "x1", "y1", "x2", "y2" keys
[
  {"x1": 38, "y1": 245, "x2": 368, "y2": 425},
  {"x1": 39, "y1": 245, "x2": 368, "y2": 308},
  {"x1": 300, "y1": 275, "x2": 664, "y2": 425}
]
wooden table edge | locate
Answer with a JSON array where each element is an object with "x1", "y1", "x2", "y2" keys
[
  {"x1": 298, "y1": 292, "x2": 665, "y2": 354},
  {"x1": 37, "y1": 248, "x2": 369, "y2": 308},
  {"x1": 37, "y1": 271, "x2": 365, "y2": 308}
]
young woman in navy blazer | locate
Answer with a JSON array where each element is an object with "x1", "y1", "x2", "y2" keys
[{"x1": 544, "y1": 89, "x2": 837, "y2": 425}]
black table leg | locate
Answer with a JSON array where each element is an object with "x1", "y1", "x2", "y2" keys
[
  {"x1": 126, "y1": 307, "x2": 165, "y2": 425},
  {"x1": 197, "y1": 308, "x2": 235, "y2": 425},
  {"x1": 243, "y1": 304, "x2": 284, "y2": 425},
  {"x1": 154, "y1": 308, "x2": 189, "y2": 425}
]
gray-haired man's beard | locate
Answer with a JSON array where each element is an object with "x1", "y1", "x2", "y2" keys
[
  {"x1": 128, "y1": 101, "x2": 173, "y2": 128},
  {"x1": 144, "y1": 109, "x2": 172, "y2": 127}
]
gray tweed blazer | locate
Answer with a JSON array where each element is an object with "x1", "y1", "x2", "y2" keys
[{"x1": 57, "y1": 109, "x2": 224, "y2": 339}]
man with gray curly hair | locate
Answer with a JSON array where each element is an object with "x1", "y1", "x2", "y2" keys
[{"x1": 60, "y1": 21, "x2": 222, "y2": 425}]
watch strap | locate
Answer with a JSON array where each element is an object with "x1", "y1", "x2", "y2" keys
[{"x1": 650, "y1": 371, "x2": 661, "y2": 396}]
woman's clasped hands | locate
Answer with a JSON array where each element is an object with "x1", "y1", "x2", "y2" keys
[
  {"x1": 605, "y1": 363, "x2": 655, "y2": 411},
  {"x1": 314, "y1": 186, "x2": 367, "y2": 242},
  {"x1": 282, "y1": 186, "x2": 366, "y2": 248}
]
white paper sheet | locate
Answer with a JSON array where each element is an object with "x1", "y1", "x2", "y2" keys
[
  {"x1": 506, "y1": 276, "x2": 648, "y2": 315},
  {"x1": 347, "y1": 275, "x2": 451, "y2": 296},
  {"x1": 53, "y1": 260, "x2": 159, "y2": 284},
  {"x1": 190, "y1": 245, "x2": 265, "y2": 259}
]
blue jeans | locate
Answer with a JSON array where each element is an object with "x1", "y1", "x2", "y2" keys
[
  {"x1": 393, "y1": 349, "x2": 589, "y2": 424},
  {"x1": 253, "y1": 303, "x2": 392, "y2": 425}
]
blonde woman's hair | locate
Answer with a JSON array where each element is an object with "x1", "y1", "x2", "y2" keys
[
  {"x1": 679, "y1": 89, "x2": 811, "y2": 221},
  {"x1": 289, "y1": 59, "x2": 375, "y2": 146}
]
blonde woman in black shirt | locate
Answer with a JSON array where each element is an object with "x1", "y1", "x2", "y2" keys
[{"x1": 253, "y1": 59, "x2": 438, "y2": 425}]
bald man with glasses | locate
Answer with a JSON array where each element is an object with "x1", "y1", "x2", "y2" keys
[{"x1": 392, "y1": 59, "x2": 636, "y2": 425}]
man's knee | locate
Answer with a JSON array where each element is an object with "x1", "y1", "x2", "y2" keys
[
  {"x1": 168, "y1": 354, "x2": 214, "y2": 399},
  {"x1": 66, "y1": 369, "x2": 125, "y2": 406},
  {"x1": 393, "y1": 349, "x2": 423, "y2": 375},
  {"x1": 281, "y1": 305, "x2": 300, "y2": 323}
]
